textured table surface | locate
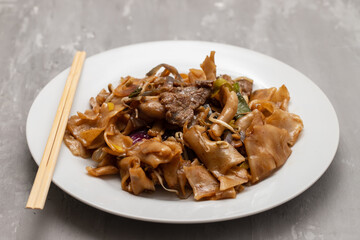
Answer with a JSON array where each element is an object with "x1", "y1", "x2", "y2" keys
[{"x1": 1, "y1": 0, "x2": 359, "y2": 239}]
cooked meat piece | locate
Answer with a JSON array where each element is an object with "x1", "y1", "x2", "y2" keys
[
  {"x1": 195, "y1": 80, "x2": 213, "y2": 88},
  {"x1": 235, "y1": 77, "x2": 253, "y2": 98},
  {"x1": 160, "y1": 86, "x2": 211, "y2": 126}
]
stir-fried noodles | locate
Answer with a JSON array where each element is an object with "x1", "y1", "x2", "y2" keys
[{"x1": 64, "y1": 52, "x2": 303, "y2": 200}]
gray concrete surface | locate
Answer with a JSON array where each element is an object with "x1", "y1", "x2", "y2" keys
[{"x1": 1, "y1": 0, "x2": 360, "y2": 239}]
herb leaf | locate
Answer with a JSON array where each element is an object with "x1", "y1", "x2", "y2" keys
[
  {"x1": 233, "y1": 82, "x2": 250, "y2": 119},
  {"x1": 128, "y1": 87, "x2": 142, "y2": 98}
]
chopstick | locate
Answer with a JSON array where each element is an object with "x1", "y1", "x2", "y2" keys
[{"x1": 26, "y1": 51, "x2": 86, "y2": 209}]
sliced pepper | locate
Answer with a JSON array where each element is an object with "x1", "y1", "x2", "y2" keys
[{"x1": 211, "y1": 77, "x2": 233, "y2": 97}]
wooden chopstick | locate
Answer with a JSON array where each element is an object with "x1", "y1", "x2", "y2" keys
[{"x1": 26, "y1": 51, "x2": 86, "y2": 209}]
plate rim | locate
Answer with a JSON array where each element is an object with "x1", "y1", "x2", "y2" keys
[{"x1": 26, "y1": 40, "x2": 340, "y2": 223}]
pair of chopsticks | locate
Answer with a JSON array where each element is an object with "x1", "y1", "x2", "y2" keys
[{"x1": 26, "y1": 51, "x2": 86, "y2": 209}]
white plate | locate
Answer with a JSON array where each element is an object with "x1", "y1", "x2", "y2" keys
[{"x1": 26, "y1": 41, "x2": 339, "y2": 223}]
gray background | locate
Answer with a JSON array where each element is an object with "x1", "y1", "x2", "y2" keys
[{"x1": 1, "y1": 0, "x2": 359, "y2": 239}]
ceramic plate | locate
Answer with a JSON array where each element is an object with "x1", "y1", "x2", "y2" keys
[{"x1": 26, "y1": 41, "x2": 339, "y2": 223}]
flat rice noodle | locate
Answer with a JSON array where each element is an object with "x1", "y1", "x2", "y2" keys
[
  {"x1": 121, "y1": 114, "x2": 147, "y2": 135},
  {"x1": 250, "y1": 87, "x2": 276, "y2": 101},
  {"x1": 102, "y1": 146, "x2": 126, "y2": 157},
  {"x1": 177, "y1": 160, "x2": 191, "y2": 196},
  {"x1": 127, "y1": 138, "x2": 182, "y2": 168},
  {"x1": 77, "y1": 109, "x2": 99, "y2": 121},
  {"x1": 218, "y1": 166, "x2": 248, "y2": 191},
  {"x1": 161, "y1": 157, "x2": 190, "y2": 196},
  {"x1": 235, "y1": 109, "x2": 264, "y2": 135},
  {"x1": 270, "y1": 85, "x2": 290, "y2": 111},
  {"x1": 194, "y1": 106, "x2": 210, "y2": 126},
  {"x1": 265, "y1": 109, "x2": 304, "y2": 146},
  {"x1": 113, "y1": 77, "x2": 142, "y2": 97},
  {"x1": 96, "y1": 89, "x2": 110, "y2": 106},
  {"x1": 183, "y1": 165, "x2": 219, "y2": 200},
  {"x1": 117, "y1": 113, "x2": 131, "y2": 132},
  {"x1": 161, "y1": 157, "x2": 180, "y2": 189},
  {"x1": 119, "y1": 156, "x2": 139, "y2": 192},
  {"x1": 67, "y1": 103, "x2": 125, "y2": 147},
  {"x1": 108, "y1": 95, "x2": 124, "y2": 105},
  {"x1": 118, "y1": 156, "x2": 155, "y2": 195},
  {"x1": 92, "y1": 147, "x2": 107, "y2": 162},
  {"x1": 209, "y1": 87, "x2": 238, "y2": 139},
  {"x1": 188, "y1": 68, "x2": 206, "y2": 83},
  {"x1": 235, "y1": 184, "x2": 245, "y2": 193},
  {"x1": 97, "y1": 154, "x2": 116, "y2": 167},
  {"x1": 129, "y1": 167, "x2": 156, "y2": 195},
  {"x1": 78, "y1": 97, "x2": 100, "y2": 121},
  {"x1": 104, "y1": 124, "x2": 133, "y2": 154},
  {"x1": 184, "y1": 164, "x2": 237, "y2": 200},
  {"x1": 80, "y1": 128, "x2": 104, "y2": 145},
  {"x1": 146, "y1": 64, "x2": 182, "y2": 80},
  {"x1": 209, "y1": 187, "x2": 236, "y2": 200},
  {"x1": 200, "y1": 51, "x2": 216, "y2": 81},
  {"x1": 89, "y1": 96, "x2": 99, "y2": 109},
  {"x1": 250, "y1": 85, "x2": 290, "y2": 111},
  {"x1": 183, "y1": 125, "x2": 245, "y2": 178},
  {"x1": 244, "y1": 124, "x2": 292, "y2": 183},
  {"x1": 86, "y1": 166, "x2": 118, "y2": 177},
  {"x1": 249, "y1": 99, "x2": 276, "y2": 117},
  {"x1": 147, "y1": 120, "x2": 164, "y2": 137},
  {"x1": 86, "y1": 132, "x2": 106, "y2": 149},
  {"x1": 63, "y1": 131, "x2": 91, "y2": 158}
]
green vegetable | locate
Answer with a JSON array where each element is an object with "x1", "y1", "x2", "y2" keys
[
  {"x1": 212, "y1": 80, "x2": 250, "y2": 118},
  {"x1": 212, "y1": 78, "x2": 233, "y2": 97},
  {"x1": 233, "y1": 82, "x2": 240, "y2": 93},
  {"x1": 129, "y1": 87, "x2": 142, "y2": 98},
  {"x1": 234, "y1": 82, "x2": 250, "y2": 119}
]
